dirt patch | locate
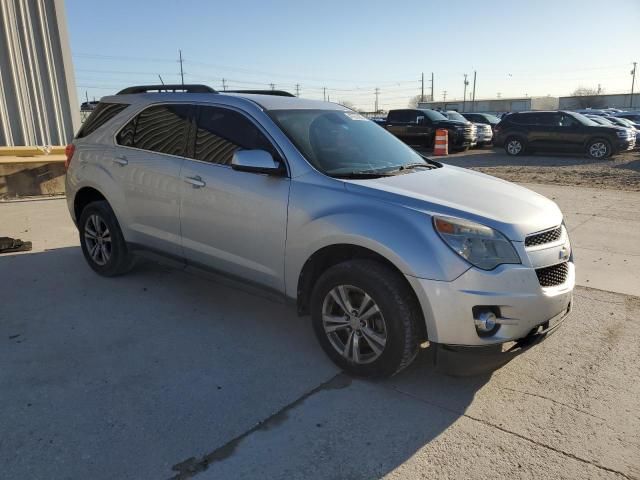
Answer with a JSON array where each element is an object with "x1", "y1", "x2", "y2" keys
[{"x1": 434, "y1": 149, "x2": 640, "y2": 192}]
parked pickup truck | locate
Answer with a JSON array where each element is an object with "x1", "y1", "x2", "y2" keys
[{"x1": 384, "y1": 108, "x2": 477, "y2": 151}]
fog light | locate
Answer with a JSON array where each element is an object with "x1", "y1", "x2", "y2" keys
[{"x1": 474, "y1": 311, "x2": 497, "y2": 333}]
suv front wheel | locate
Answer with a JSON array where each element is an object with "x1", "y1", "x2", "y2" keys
[
  {"x1": 310, "y1": 259, "x2": 421, "y2": 378},
  {"x1": 504, "y1": 136, "x2": 525, "y2": 156},
  {"x1": 78, "y1": 200, "x2": 134, "y2": 276},
  {"x1": 586, "y1": 139, "x2": 611, "y2": 159}
]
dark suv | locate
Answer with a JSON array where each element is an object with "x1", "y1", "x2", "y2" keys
[
  {"x1": 494, "y1": 111, "x2": 636, "y2": 159},
  {"x1": 384, "y1": 109, "x2": 477, "y2": 151}
]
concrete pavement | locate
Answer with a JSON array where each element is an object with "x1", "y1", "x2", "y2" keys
[{"x1": 1, "y1": 189, "x2": 639, "y2": 480}]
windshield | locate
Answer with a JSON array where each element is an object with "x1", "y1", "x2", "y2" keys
[
  {"x1": 419, "y1": 109, "x2": 448, "y2": 121},
  {"x1": 444, "y1": 111, "x2": 468, "y2": 123},
  {"x1": 269, "y1": 109, "x2": 430, "y2": 177},
  {"x1": 483, "y1": 114, "x2": 501, "y2": 123},
  {"x1": 567, "y1": 111, "x2": 600, "y2": 127}
]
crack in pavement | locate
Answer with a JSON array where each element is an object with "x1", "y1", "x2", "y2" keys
[
  {"x1": 498, "y1": 386, "x2": 608, "y2": 422},
  {"x1": 168, "y1": 372, "x2": 351, "y2": 480},
  {"x1": 387, "y1": 385, "x2": 636, "y2": 480}
]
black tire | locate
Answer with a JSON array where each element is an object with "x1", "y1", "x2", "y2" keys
[
  {"x1": 310, "y1": 259, "x2": 421, "y2": 378},
  {"x1": 78, "y1": 200, "x2": 134, "y2": 277},
  {"x1": 504, "y1": 136, "x2": 525, "y2": 156},
  {"x1": 586, "y1": 138, "x2": 612, "y2": 159}
]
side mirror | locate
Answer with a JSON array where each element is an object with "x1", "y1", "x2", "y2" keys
[{"x1": 231, "y1": 150, "x2": 284, "y2": 175}]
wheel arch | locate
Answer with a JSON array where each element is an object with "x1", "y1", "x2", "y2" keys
[
  {"x1": 295, "y1": 243, "x2": 428, "y2": 341},
  {"x1": 73, "y1": 186, "x2": 109, "y2": 223}
]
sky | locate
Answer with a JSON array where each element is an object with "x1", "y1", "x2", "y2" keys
[{"x1": 66, "y1": 0, "x2": 640, "y2": 111}]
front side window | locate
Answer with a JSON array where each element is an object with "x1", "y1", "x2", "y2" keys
[
  {"x1": 116, "y1": 104, "x2": 191, "y2": 156},
  {"x1": 192, "y1": 106, "x2": 277, "y2": 165},
  {"x1": 269, "y1": 109, "x2": 431, "y2": 177}
]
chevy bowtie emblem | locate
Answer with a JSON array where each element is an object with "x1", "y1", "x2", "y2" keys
[{"x1": 559, "y1": 245, "x2": 570, "y2": 261}]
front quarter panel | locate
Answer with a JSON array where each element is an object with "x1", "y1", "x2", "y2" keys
[{"x1": 284, "y1": 173, "x2": 470, "y2": 298}]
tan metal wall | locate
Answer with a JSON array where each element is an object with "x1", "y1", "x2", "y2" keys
[{"x1": 0, "y1": 0, "x2": 79, "y2": 147}]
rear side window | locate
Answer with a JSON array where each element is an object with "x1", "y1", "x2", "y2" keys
[
  {"x1": 388, "y1": 110, "x2": 413, "y2": 123},
  {"x1": 116, "y1": 104, "x2": 192, "y2": 156},
  {"x1": 510, "y1": 113, "x2": 541, "y2": 125},
  {"x1": 76, "y1": 102, "x2": 128, "y2": 138},
  {"x1": 192, "y1": 106, "x2": 277, "y2": 165}
]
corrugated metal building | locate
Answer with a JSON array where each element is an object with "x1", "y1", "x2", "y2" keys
[
  {"x1": 418, "y1": 96, "x2": 559, "y2": 114},
  {"x1": 0, "y1": 0, "x2": 79, "y2": 146},
  {"x1": 558, "y1": 93, "x2": 640, "y2": 110}
]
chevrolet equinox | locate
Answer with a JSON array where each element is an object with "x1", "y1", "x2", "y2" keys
[{"x1": 65, "y1": 85, "x2": 575, "y2": 377}]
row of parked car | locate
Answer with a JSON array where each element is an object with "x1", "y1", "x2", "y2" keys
[{"x1": 375, "y1": 107, "x2": 639, "y2": 159}]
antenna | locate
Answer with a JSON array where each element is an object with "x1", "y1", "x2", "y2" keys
[
  {"x1": 158, "y1": 75, "x2": 165, "y2": 85},
  {"x1": 178, "y1": 49, "x2": 184, "y2": 86}
]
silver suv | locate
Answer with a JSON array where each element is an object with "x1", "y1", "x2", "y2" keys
[{"x1": 65, "y1": 84, "x2": 575, "y2": 377}]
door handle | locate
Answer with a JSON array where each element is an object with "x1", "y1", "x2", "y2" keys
[
  {"x1": 184, "y1": 176, "x2": 206, "y2": 188},
  {"x1": 113, "y1": 155, "x2": 128, "y2": 166}
]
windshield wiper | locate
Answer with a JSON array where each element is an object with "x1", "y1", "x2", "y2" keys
[
  {"x1": 331, "y1": 171, "x2": 395, "y2": 179},
  {"x1": 397, "y1": 162, "x2": 434, "y2": 171}
]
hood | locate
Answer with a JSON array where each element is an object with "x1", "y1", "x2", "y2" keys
[
  {"x1": 433, "y1": 119, "x2": 469, "y2": 128},
  {"x1": 343, "y1": 165, "x2": 562, "y2": 241}
]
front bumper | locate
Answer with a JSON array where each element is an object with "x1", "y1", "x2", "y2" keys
[
  {"x1": 615, "y1": 137, "x2": 636, "y2": 152},
  {"x1": 432, "y1": 301, "x2": 571, "y2": 375},
  {"x1": 406, "y1": 260, "x2": 575, "y2": 347}
]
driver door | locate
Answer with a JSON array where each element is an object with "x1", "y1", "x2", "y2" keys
[{"x1": 179, "y1": 105, "x2": 291, "y2": 292}]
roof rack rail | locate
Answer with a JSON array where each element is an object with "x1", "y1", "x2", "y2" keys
[
  {"x1": 116, "y1": 84, "x2": 217, "y2": 94},
  {"x1": 224, "y1": 89, "x2": 295, "y2": 97}
]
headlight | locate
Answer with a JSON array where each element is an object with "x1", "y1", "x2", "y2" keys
[
  {"x1": 616, "y1": 130, "x2": 629, "y2": 138},
  {"x1": 433, "y1": 216, "x2": 521, "y2": 270}
]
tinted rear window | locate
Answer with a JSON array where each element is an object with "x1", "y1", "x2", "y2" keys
[
  {"x1": 76, "y1": 102, "x2": 129, "y2": 138},
  {"x1": 116, "y1": 104, "x2": 192, "y2": 157}
]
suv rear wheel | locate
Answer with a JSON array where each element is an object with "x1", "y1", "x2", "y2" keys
[
  {"x1": 310, "y1": 259, "x2": 421, "y2": 378},
  {"x1": 504, "y1": 136, "x2": 525, "y2": 156},
  {"x1": 78, "y1": 200, "x2": 134, "y2": 276},
  {"x1": 586, "y1": 139, "x2": 611, "y2": 159}
]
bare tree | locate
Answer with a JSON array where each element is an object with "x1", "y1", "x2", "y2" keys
[
  {"x1": 408, "y1": 95, "x2": 423, "y2": 108},
  {"x1": 571, "y1": 87, "x2": 605, "y2": 108}
]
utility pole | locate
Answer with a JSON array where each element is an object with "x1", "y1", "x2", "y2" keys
[
  {"x1": 421, "y1": 72, "x2": 424, "y2": 102},
  {"x1": 463, "y1": 74, "x2": 469, "y2": 112},
  {"x1": 323, "y1": 87, "x2": 326, "y2": 102},
  {"x1": 269, "y1": 83, "x2": 275, "y2": 91},
  {"x1": 631, "y1": 62, "x2": 637, "y2": 108},
  {"x1": 222, "y1": 78, "x2": 227, "y2": 91},
  {"x1": 442, "y1": 90, "x2": 447, "y2": 102},
  {"x1": 430, "y1": 72, "x2": 434, "y2": 101},
  {"x1": 497, "y1": 92, "x2": 501, "y2": 99},
  {"x1": 295, "y1": 84, "x2": 300, "y2": 97},
  {"x1": 374, "y1": 87, "x2": 380, "y2": 112},
  {"x1": 178, "y1": 49, "x2": 184, "y2": 86},
  {"x1": 471, "y1": 71, "x2": 477, "y2": 112}
]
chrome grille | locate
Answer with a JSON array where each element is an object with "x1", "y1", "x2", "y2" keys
[
  {"x1": 536, "y1": 262, "x2": 569, "y2": 287},
  {"x1": 525, "y1": 226, "x2": 562, "y2": 247}
]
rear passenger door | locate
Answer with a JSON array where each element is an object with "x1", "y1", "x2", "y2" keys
[
  {"x1": 386, "y1": 110, "x2": 412, "y2": 141},
  {"x1": 113, "y1": 103, "x2": 191, "y2": 257},
  {"x1": 179, "y1": 105, "x2": 290, "y2": 292}
]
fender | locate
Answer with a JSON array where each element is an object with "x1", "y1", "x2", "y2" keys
[{"x1": 284, "y1": 179, "x2": 469, "y2": 299}]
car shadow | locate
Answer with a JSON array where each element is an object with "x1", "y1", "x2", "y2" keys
[{"x1": 1, "y1": 247, "x2": 490, "y2": 480}]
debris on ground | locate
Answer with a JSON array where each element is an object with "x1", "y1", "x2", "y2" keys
[{"x1": 0, "y1": 237, "x2": 32, "y2": 254}]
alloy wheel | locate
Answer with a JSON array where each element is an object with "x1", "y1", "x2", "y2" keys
[
  {"x1": 321, "y1": 285, "x2": 387, "y2": 364},
  {"x1": 507, "y1": 139, "x2": 522, "y2": 155},
  {"x1": 84, "y1": 214, "x2": 112, "y2": 266},
  {"x1": 589, "y1": 142, "x2": 608, "y2": 158}
]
